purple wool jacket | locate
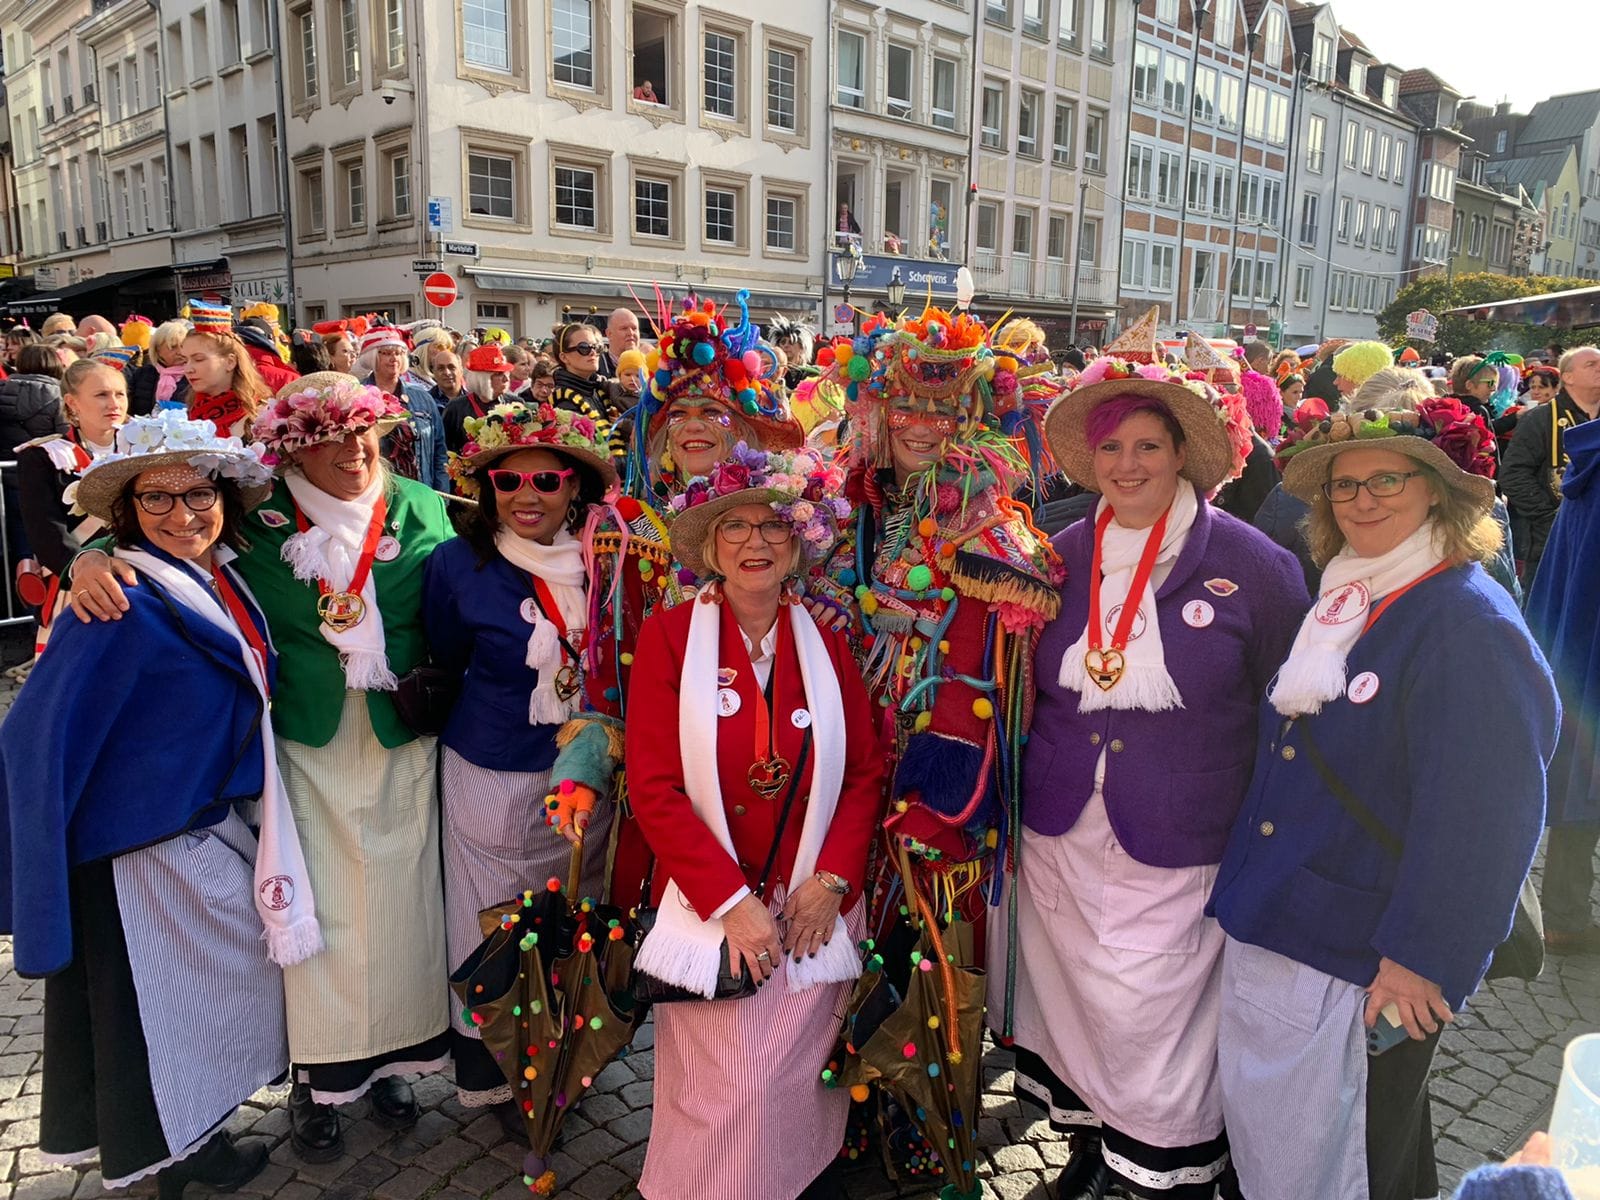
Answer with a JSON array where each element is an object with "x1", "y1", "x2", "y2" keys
[{"x1": 1023, "y1": 487, "x2": 1309, "y2": 868}]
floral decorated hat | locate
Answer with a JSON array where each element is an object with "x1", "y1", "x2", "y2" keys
[
  {"x1": 1044, "y1": 356, "x2": 1237, "y2": 492},
  {"x1": 1278, "y1": 399, "x2": 1496, "y2": 514},
  {"x1": 667, "y1": 444, "x2": 850, "y2": 579},
  {"x1": 446, "y1": 400, "x2": 619, "y2": 499},
  {"x1": 251, "y1": 372, "x2": 409, "y2": 464},
  {"x1": 75, "y1": 411, "x2": 275, "y2": 520}
]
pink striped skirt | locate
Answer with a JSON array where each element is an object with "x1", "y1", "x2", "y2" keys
[{"x1": 639, "y1": 899, "x2": 861, "y2": 1200}]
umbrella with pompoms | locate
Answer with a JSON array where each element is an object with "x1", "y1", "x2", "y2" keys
[
  {"x1": 829, "y1": 844, "x2": 986, "y2": 1200},
  {"x1": 450, "y1": 842, "x2": 643, "y2": 1195}
]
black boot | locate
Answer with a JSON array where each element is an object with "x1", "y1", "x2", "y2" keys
[
  {"x1": 493, "y1": 1100, "x2": 528, "y2": 1145},
  {"x1": 157, "y1": 1131, "x2": 269, "y2": 1200},
  {"x1": 369, "y1": 1075, "x2": 419, "y2": 1130},
  {"x1": 1056, "y1": 1132, "x2": 1111, "y2": 1200},
  {"x1": 289, "y1": 1081, "x2": 344, "y2": 1162}
]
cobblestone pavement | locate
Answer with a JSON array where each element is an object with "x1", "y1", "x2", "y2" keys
[{"x1": 0, "y1": 652, "x2": 1596, "y2": 1200}]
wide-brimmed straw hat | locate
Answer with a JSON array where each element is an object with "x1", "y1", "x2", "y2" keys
[
  {"x1": 1043, "y1": 358, "x2": 1236, "y2": 492},
  {"x1": 446, "y1": 401, "x2": 619, "y2": 499},
  {"x1": 1280, "y1": 408, "x2": 1496, "y2": 515},
  {"x1": 74, "y1": 411, "x2": 274, "y2": 520},
  {"x1": 667, "y1": 445, "x2": 848, "y2": 579},
  {"x1": 251, "y1": 372, "x2": 410, "y2": 462}
]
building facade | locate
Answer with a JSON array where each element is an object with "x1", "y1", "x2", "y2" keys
[
  {"x1": 967, "y1": 0, "x2": 1117, "y2": 346},
  {"x1": 1280, "y1": 6, "x2": 1415, "y2": 343},
  {"x1": 1450, "y1": 147, "x2": 1521, "y2": 279},
  {"x1": 285, "y1": 0, "x2": 830, "y2": 339},
  {"x1": 1483, "y1": 147, "x2": 1576, "y2": 278},
  {"x1": 1396, "y1": 69, "x2": 1467, "y2": 282}
]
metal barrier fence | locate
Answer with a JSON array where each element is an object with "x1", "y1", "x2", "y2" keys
[{"x1": 0, "y1": 460, "x2": 40, "y2": 630}]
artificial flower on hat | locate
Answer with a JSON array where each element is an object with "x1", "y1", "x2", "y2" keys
[
  {"x1": 1276, "y1": 398, "x2": 1498, "y2": 482},
  {"x1": 250, "y1": 371, "x2": 409, "y2": 464},
  {"x1": 73, "y1": 410, "x2": 274, "y2": 519},
  {"x1": 446, "y1": 400, "x2": 615, "y2": 499}
]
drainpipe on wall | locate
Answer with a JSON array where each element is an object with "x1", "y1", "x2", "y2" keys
[
  {"x1": 1174, "y1": 2, "x2": 1206, "y2": 326},
  {"x1": 146, "y1": 0, "x2": 180, "y2": 314},
  {"x1": 1274, "y1": 51, "x2": 1306, "y2": 349},
  {"x1": 1317, "y1": 89, "x2": 1345, "y2": 331},
  {"x1": 265, "y1": 0, "x2": 295, "y2": 321}
]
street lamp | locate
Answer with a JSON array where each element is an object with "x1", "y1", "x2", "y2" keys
[
  {"x1": 886, "y1": 268, "x2": 906, "y2": 312},
  {"x1": 835, "y1": 248, "x2": 862, "y2": 334}
]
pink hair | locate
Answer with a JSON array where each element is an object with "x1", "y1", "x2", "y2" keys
[{"x1": 1084, "y1": 394, "x2": 1184, "y2": 448}]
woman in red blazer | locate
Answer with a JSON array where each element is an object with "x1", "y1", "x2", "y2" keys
[{"x1": 625, "y1": 447, "x2": 883, "y2": 1200}]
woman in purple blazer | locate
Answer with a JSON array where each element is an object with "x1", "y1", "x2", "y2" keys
[{"x1": 989, "y1": 359, "x2": 1308, "y2": 1200}]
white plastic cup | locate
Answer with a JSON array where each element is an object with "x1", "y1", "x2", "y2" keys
[{"x1": 1551, "y1": 1033, "x2": 1600, "y2": 1199}]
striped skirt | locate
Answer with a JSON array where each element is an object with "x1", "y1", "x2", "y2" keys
[
  {"x1": 441, "y1": 747, "x2": 613, "y2": 1105},
  {"x1": 278, "y1": 692, "x2": 449, "y2": 1099},
  {"x1": 639, "y1": 896, "x2": 861, "y2": 1200},
  {"x1": 40, "y1": 809, "x2": 288, "y2": 1188}
]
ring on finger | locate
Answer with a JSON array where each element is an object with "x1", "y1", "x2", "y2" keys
[{"x1": 756, "y1": 950, "x2": 771, "y2": 961}]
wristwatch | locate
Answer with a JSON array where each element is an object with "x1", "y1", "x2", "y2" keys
[{"x1": 815, "y1": 870, "x2": 850, "y2": 895}]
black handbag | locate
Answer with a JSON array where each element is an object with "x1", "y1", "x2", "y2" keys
[
  {"x1": 1297, "y1": 720, "x2": 1544, "y2": 983},
  {"x1": 390, "y1": 663, "x2": 462, "y2": 737},
  {"x1": 632, "y1": 728, "x2": 812, "y2": 1005}
]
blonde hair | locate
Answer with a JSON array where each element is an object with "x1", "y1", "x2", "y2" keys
[
  {"x1": 1351, "y1": 366, "x2": 1434, "y2": 414},
  {"x1": 1559, "y1": 345, "x2": 1598, "y2": 374},
  {"x1": 151, "y1": 319, "x2": 192, "y2": 358},
  {"x1": 701, "y1": 508, "x2": 803, "y2": 580},
  {"x1": 1303, "y1": 458, "x2": 1503, "y2": 568},
  {"x1": 1450, "y1": 355, "x2": 1487, "y2": 393}
]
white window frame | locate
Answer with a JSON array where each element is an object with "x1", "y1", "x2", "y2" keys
[
  {"x1": 1293, "y1": 263, "x2": 1313, "y2": 306},
  {"x1": 1052, "y1": 100, "x2": 1075, "y2": 166}
]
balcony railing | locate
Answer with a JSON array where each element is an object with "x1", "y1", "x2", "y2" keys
[{"x1": 975, "y1": 252, "x2": 1116, "y2": 305}]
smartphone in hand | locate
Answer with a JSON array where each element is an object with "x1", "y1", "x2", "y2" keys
[{"x1": 1367, "y1": 1003, "x2": 1410, "y2": 1056}]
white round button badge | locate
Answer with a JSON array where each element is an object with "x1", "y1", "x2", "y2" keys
[
  {"x1": 374, "y1": 535, "x2": 401, "y2": 562},
  {"x1": 1183, "y1": 600, "x2": 1215, "y2": 628},
  {"x1": 1347, "y1": 672, "x2": 1381, "y2": 704},
  {"x1": 791, "y1": 708, "x2": 812, "y2": 729},
  {"x1": 717, "y1": 688, "x2": 742, "y2": 717},
  {"x1": 520, "y1": 598, "x2": 540, "y2": 624}
]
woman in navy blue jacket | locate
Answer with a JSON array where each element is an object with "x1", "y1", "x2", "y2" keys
[
  {"x1": 422, "y1": 400, "x2": 615, "y2": 1135},
  {"x1": 1209, "y1": 410, "x2": 1559, "y2": 1200}
]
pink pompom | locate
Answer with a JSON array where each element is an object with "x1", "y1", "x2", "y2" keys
[{"x1": 742, "y1": 350, "x2": 762, "y2": 375}]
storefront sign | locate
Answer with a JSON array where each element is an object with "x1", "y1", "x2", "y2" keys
[
  {"x1": 834, "y1": 253, "x2": 963, "y2": 298},
  {"x1": 233, "y1": 275, "x2": 290, "y2": 305}
]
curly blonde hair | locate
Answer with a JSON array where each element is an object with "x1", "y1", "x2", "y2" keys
[{"x1": 1302, "y1": 456, "x2": 1503, "y2": 568}]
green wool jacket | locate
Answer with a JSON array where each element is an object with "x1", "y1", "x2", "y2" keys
[{"x1": 234, "y1": 473, "x2": 453, "y2": 749}]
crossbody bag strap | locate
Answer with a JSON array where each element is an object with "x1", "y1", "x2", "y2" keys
[
  {"x1": 752, "y1": 728, "x2": 813, "y2": 900},
  {"x1": 1294, "y1": 718, "x2": 1403, "y2": 859}
]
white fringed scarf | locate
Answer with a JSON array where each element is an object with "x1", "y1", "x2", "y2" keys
[
  {"x1": 117, "y1": 546, "x2": 324, "y2": 966},
  {"x1": 1269, "y1": 521, "x2": 1445, "y2": 717},
  {"x1": 493, "y1": 527, "x2": 588, "y2": 726},
  {"x1": 1058, "y1": 483, "x2": 1198, "y2": 713},
  {"x1": 632, "y1": 597, "x2": 862, "y2": 999},
  {"x1": 281, "y1": 469, "x2": 395, "y2": 690}
]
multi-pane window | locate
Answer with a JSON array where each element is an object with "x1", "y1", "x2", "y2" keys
[
  {"x1": 345, "y1": 162, "x2": 364, "y2": 225},
  {"x1": 1156, "y1": 149, "x2": 1182, "y2": 206},
  {"x1": 1361, "y1": 128, "x2": 1375, "y2": 173},
  {"x1": 931, "y1": 56, "x2": 957, "y2": 131},
  {"x1": 1212, "y1": 165, "x2": 1233, "y2": 217},
  {"x1": 1121, "y1": 238, "x2": 1146, "y2": 288},
  {"x1": 1386, "y1": 208, "x2": 1400, "y2": 252},
  {"x1": 553, "y1": 0, "x2": 594, "y2": 88},
  {"x1": 1125, "y1": 145, "x2": 1154, "y2": 201},
  {"x1": 1298, "y1": 193, "x2": 1318, "y2": 244},
  {"x1": 1393, "y1": 141, "x2": 1407, "y2": 185},
  {"x1": 463, "y1": 0, "x2": 508, "y2": 69},
  {"x1": 1084, "y1": 109, "x2": 1105, "y2": 172},
  {"x1": 1377, "y1": 134, "x2": 1392, "y2": 179},
  {"x1": 304, "y1": 168, "x2": 325, "y2": 232},
  {"x1": 886, "y1": 43, "x2": 913, "y2": 119},
  {"x1": 1057, "y1": 0, "x2": 1077, "y2": 43},
  {"x1": 555, "y1": 165, "x2": 597, "y2": 229},
  {"x1": 835, "y1": 31, "x2": 864, "y2": 109},
  {"x1": 1267, "y1": 95, "x2": 1287, "y2": 145},
  {"x1": 385, "y1": 0, "x2": 404, "y2": 70},
  {"x1": 1047, "y1": 215, "x2": 1068, "y2": 260},
  {"x1": 766, "y1": 195, "x2": 796, "y2": 252},
  {"x1": 1155, "y1": 0, "x2": 1177, "y2": 22},
  {"x1": 1088, "y1": 0, "x2": 1109, "y2": 53},
  {"x1": 704, "y1": 31, "x2": 736, "y2": 118},
  {"x1": 1306, "y1": 115, "x2": 1325, "y2": 172},
  {"x1": 391, "y1": 152, "x2": 410, "y2": 217},
  {"x1": 1354, "y1": 201, "x2": 1368, "y2": 247},
  {"x1": 340, "y1": 0, "x2": 359, "y2": 84},
  {"x1": 1330, "y1": 271, "x2": 1346, "y2": 310},
  {"x1": 1149, "y1": 244, "x2": 1174, "y2": 291},
  {"x1": 1018, "y1": 91, "x2": 1041, "y2": 158},
  {"x1": 1192, "y1": 66, "x2": 1216, "y2": 123},
  {"x1": 1186, "y1": 160, "x2": 1212, "y2": 213},
  {"x1": 1052, "y1": 102, "x2": 1075, "y2": 166},
  {"x1": 1217, "y1": 74, "x2": 1240, "y2": 130},
  {"x1": 766, "y1": 48, "x2": 797, "y2": 132},
  {"x1": 975, "y1": 202, "x2": 999, "y2": 252},
  {"x1": 299, "y1": 10, "x2": 319, "y2": 96},
  {"x1": 1161, "y1": 55, "x2": 1187, "y2": 115},
  {"x1": 1133, "y1": 44, "x2": 1158, "y2": 104},
  {"x1": 1245, "y1": 89, "x2": 1265, "y2": 139},
  {"x1": 1343, "y1": 120, "x2": 1358, "y2": 168},
  {"x1": 705, "y1": 187, "x2": 735, "y2": 243},
  {"x1": 980, "y1": 83, "x2": 1005, "y2": 149},
  {"x1": 1022, "y1": 0, "x2": 1045, "y2": 35},
  {"x1": 1336, "y1": 195, "x2": 1351, "y2": 241},
  {"x1": 1261, "y1": 179, "x2": 1282, "y2": 228},
  {"x1": 1312, "y1": 34, "x2": 1333, "y2": 81},
  {"x1": 468, "y1": 152, "x2": 514, "y2": 218},
  {"x1": 635, "y1": 178, "x2": 671, "y2": 238},
  {"x1": 1294, "y1": 264, "x2": 1313, "y2": 306}
]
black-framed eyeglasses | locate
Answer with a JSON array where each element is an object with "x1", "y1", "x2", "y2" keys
[
  {"x1": 133, "y1": 486, "x2": 220, "y2": 515},
  {"x1": 564, "y1": 342, "x2": 600, "y2": 356},
  {"x1": 487, "y1": 467, "x2": 575, "y2": 495},
  {"x1": 1322, "y1": 470, "x2": 1424, "y2": 503},
  {"x1": 717, "y1": 519, "x2": 795, "y2": 545}
]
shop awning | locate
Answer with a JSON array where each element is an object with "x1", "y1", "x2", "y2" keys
[
  {"x1": 2, "y1": 265, "x2": 172, "y2": 315},
  {"x1": 464, "y1": 268, "x2": 819, "y2": 313},
  {"x1": 1446, "y1": 286, "x2": 1600, "y2": 329}
]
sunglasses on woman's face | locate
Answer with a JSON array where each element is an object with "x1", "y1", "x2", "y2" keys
[
  {"x1": 486, "y1": 467, "x2": 575, "y2": 495},
  {"x1": 565, "y1": 342, "x2": 600, "y2": 356}
]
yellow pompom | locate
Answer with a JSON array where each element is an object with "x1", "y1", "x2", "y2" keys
[
  {"x1": 985, "y1": 828, "x2": 1000, "y2": 848},
  {"x1": 860, "y1": 594, "x2": 879, "y2": 616},
  {"x1": 938, "y1": 640, "x2": 951, "y2": 654},
  {"x1": 914, "y1": 711, "x2": 933, "y2": 732},
  {"x1": 972, "y1": 697, "x2": 994, "y2": 720},
  {"x1": 927, "y1": 1016, "x2": 940, "y2": 1030},
  {"x1": 620, "y1": 652, "x2": 635, "y2": 666}
]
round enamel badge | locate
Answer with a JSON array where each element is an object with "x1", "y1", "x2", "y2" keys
[
  {"x1": 374, "y1": 535, "x2": 401, "y2": 562},
  {"x1": 791, "y1": 708, "x2": 812, "y2": 729},
  {"x1": 1315, "y1": 581, "x2": 1370, "y2": 626},
  {"x1": 1347, "y1": 672, "x2": 1381, "y2": 704},
  {"x1": 717, "y1": 688, "x2": 742, "y2": 717},
  {"x1": 520, "y1": 598, "x2": 539, "y2": 624},
  {"x1": 1183, "y1": 600, "x2": 1215, "y2": 628}
]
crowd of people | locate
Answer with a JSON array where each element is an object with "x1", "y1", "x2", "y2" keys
[{"x1": 0, "y1": 295, "x2": 1593, "y2": 1200}]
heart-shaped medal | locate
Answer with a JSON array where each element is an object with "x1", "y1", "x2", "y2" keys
[{"x1": 1084, "y1": 647, "x2": 1126, "y2": 691}]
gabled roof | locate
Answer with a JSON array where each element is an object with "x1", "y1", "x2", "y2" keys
[
  {"x1": 1339, "y1": 26, "x2": 1370, "y2": 53},
  {"x1": 1486, "y1": 148, "x2": 1576, "y2": 193},
  {"x1": 1522, "y1": 91, "x2": 1600, "y2": 146},
  {"x1": 1399, "y1": 68, "x2": 1458, "y2": 96}
]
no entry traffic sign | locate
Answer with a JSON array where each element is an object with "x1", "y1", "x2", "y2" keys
[{"x1": 423, "y1": 272, "x2": 458, "y2": 308}]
